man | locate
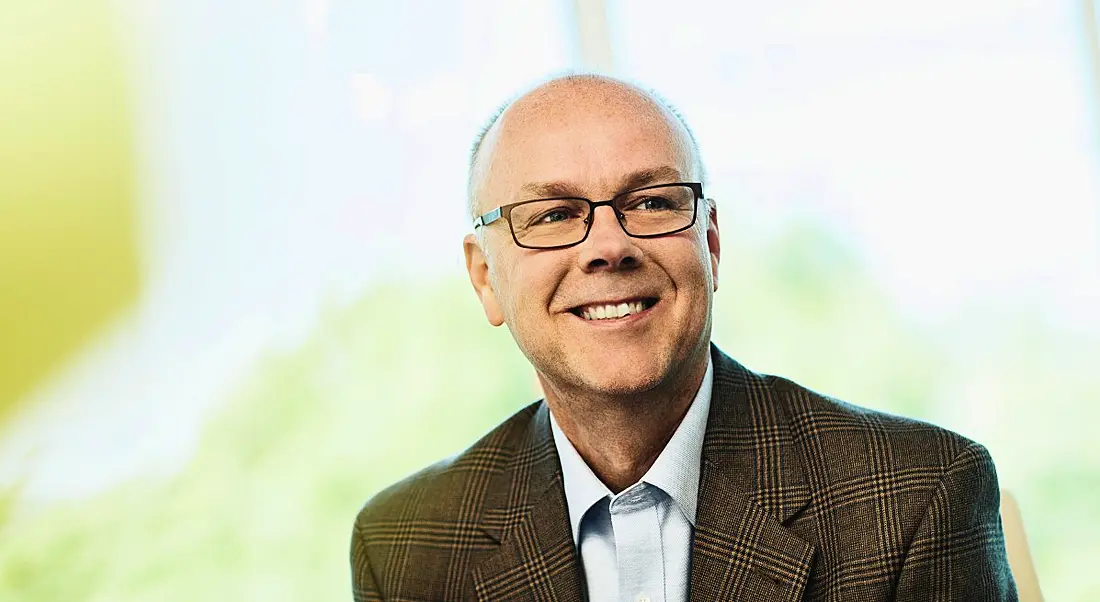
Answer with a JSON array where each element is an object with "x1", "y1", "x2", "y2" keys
[{"x1": 350, "y1": 74, "x2": 1017, "y2": 601}]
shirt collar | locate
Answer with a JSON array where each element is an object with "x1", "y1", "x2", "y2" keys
[{"x1": 549, "y1": 356, "x2": 714, "y2": 545}]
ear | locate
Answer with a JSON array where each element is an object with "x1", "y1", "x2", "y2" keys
[
  {"x1": 705, "y1": 201, "x2": 720, "y2": 291},
  {"x1": 464, "y1": 233, "x2": 505, "y2": 326}
]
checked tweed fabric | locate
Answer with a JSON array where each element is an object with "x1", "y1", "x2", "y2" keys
[{"x1": 351, "y1": 346, "x2": 1017, "y2": 601}]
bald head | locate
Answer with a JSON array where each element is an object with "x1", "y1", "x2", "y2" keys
[{"x1": 467, "y1": 74, "x2": 706, "y2": 220}]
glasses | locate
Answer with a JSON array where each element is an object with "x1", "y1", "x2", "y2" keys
[{"x1": 473, "y1": 182, "x2": 703, "y2": 250}]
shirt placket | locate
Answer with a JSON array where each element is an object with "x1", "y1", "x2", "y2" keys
[{"x1": 609, "y1": 482, "x2": 665, "y2": 602}]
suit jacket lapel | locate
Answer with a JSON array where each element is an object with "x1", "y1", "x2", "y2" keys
[
  {"x1": 472, "y1": 403, "x2": 585, "y2": 602},
  {"x1": 690, "y1": 347, "x2": 817, "y2": 602}
]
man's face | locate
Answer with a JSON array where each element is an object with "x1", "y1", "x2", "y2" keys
[{"x1": 464, "y1": 85, "x2": 720, "y2": 397}]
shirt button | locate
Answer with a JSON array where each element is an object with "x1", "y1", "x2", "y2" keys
[{"x1": 636, "y1": 594, "x2": 650, "y2": 602}]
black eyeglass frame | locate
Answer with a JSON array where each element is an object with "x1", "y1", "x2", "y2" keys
[{"x1": 472, "y1": 182, "x2": 705, "y2": 250}]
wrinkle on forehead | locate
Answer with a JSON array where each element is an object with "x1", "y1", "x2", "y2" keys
[{"x1": 468, "y1": 75, "x2": 704, "y2": 219}]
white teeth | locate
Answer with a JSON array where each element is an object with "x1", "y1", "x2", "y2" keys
[{"x1": 580, "y1": 301, "x2": 648, "y2": 320}]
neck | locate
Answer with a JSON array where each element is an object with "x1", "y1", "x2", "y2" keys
[{"x1": 542, "y1": 350, "x2": 710, "y2": 493}]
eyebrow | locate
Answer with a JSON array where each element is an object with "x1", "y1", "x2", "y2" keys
[{"x1": 518, "y1": 165, "x2": 685, "y2": 200}]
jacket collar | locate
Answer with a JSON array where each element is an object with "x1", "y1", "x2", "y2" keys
[
  {"x1": 472, "y1": 402, "x2": 584, "y2": 601},
  {"x1": 471, "y1": 345, "x2": 815, "y2": 601},
  {"x1": 690, "y1": 346, "x2": 815, "y2": 601}
]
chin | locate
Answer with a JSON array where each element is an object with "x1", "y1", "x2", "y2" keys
[
  {"x1": 524, "y1": 335, "x2": 696, "y2": 399},
  {"x1": 570, "y1": 353, "x2": 670, "y2": 396},
  {"x1": 586, "y1": 376, "x2": 662, "y2": 397}
]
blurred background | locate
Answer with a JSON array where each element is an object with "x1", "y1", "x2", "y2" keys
[{"x1": 1, "y1": 0, "x2": 1097, "y2": 599}]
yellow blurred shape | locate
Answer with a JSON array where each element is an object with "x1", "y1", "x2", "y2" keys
[{"x1": 0, "y1": 0, "x2": 140, "y2": 423}]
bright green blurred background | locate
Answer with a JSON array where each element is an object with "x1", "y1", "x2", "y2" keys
[{"x1": 1, "y1": 1, "x2": 1098, "y2": 600}]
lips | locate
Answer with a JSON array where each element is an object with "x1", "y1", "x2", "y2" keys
[{"x1": 568, "y1": 297, "x2": 659, "y2": 321}]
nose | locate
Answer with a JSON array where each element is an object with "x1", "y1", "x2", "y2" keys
[{"x1": 576, "y1": 205, "x2": 643, "y2": 273}]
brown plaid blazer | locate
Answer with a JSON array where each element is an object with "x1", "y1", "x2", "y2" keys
[{"x1": 351, "y1": 346, "x2": 1017, "y2": 601}]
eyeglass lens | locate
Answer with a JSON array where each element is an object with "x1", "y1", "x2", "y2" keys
[{"x1": 509, "y1": 184, "x2": 696, "y2": 248}]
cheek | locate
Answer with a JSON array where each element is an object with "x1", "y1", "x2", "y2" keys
[
  {"x1": 667, "y1": 243, "x2": 715, "y2": 310},
  {"x1": 499, "y1": 256, "x2": 564, "y2": 321},
  {"x1": 690, "y1": 230, "x2": 716, "y2": 288},
  {"x1": 668, "y1": 232, "x2": 711, "y2": 276}
]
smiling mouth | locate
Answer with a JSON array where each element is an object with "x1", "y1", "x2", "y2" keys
[{"x1": 568, "y1": 298, "x2": 659, "y2": 321}]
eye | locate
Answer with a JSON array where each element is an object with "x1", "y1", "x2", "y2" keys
[
  {"x1": 628, "y1": 195, "x2": 673, "y2": 211},
  {"x1": 538, "y1": 208, "x2": 573, "y2": 223},
  {"x1": 525, "y1": 204, "x2": 583, "y2": 228}
]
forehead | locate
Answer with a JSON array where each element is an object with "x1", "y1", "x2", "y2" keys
[{"x1": 482, "y1": 82, "x2": 695, "y2": 203}]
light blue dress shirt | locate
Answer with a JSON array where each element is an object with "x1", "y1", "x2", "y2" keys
[{"x1": 549, "y1": 358, "x2": 714, "y2": 602}]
